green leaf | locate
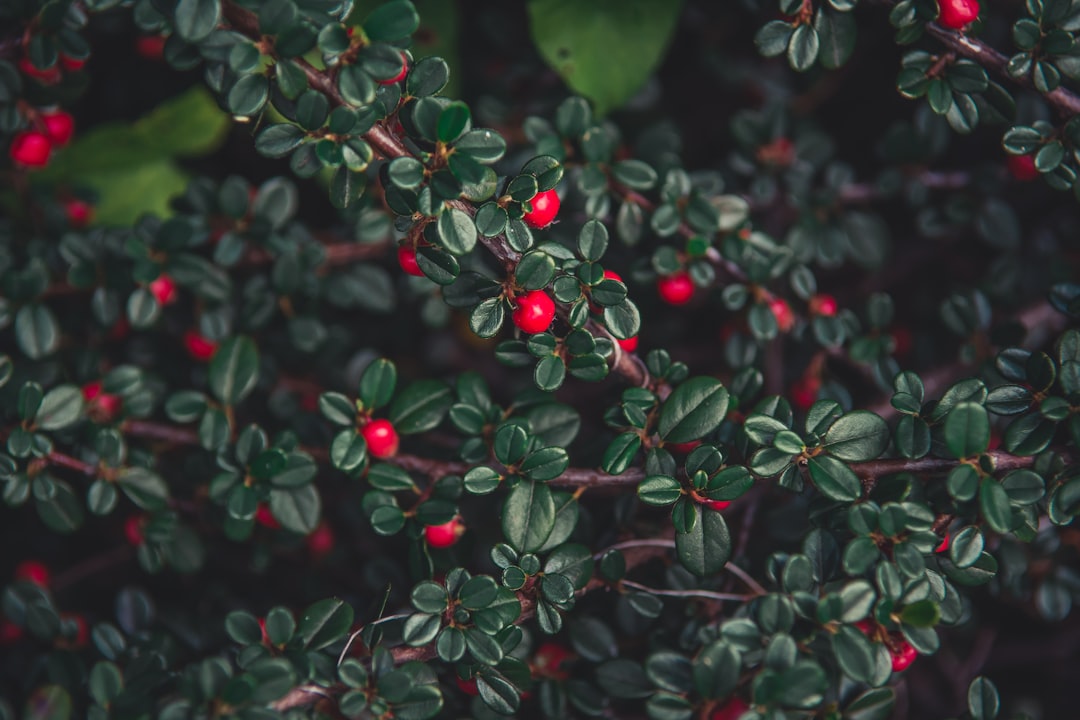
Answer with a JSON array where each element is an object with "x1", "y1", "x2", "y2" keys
[
  {"x1": 502, "y1": 480, "x2": 556, "y2": 553},
  {"x1": 175, "y1": 0, "x2": 220, "y2": 42},
  {"x1": 528, "y1": 0, "x2": 684, "y2": 116},
  {"x1": 269, "y1": 484, "x2": 321, "y2": 533},
  {"x1": 297, "y1": 598, "x2": 354, "y2": 651},
  {"x1": 658, "y1": 377, "x2": 730, "y2": 443},
  {"x1": 88, "y1": 662, "x2": 123, "y2": 705},
  {"x1": 117, "y1": 468, "x2": 169, "y2": 510},
  {"x1": 364, "y1": 0, "x2": 420, "y2": 42},
  {"x1": 968, "y1": 676, "x2": 1000, "y2": 720},
  {"x1": 15, "y1": 305, "x2": 59, "y2": 359},
  {"x1": 807, "y1": 455, "x2": 861, "y2": 503},
  {"x1": 944, "y1": 402, "x2": 990, "y2": 459},
  {"x1": 437, "y1": 101, "x2": 471, "y2": 143},
  {"x1": 979, "y1": 478, "x2": 1013, "y2": 534},
  {"x1": 788, "y1": 24, "x2": 820, "y2": 72},
  {"x1": 359, "y1": 358, "x2": 397, "y2": 410},
  {"x1": 823, "y1": 411, "x2": 889, "y2": 462},
  {"x1": 209, "y1": 336, "x2": 259, "y2": 406},
  {"x1": 389, "y1": 380, "x2": 452, "y2": 434},
  {"x1": 34, "y1": 386, "x2": 84, "y2": 431},
  {"x1": 675, "y1": 504, "x2": 731, "y2": 576},
  {"x1": 437, "y1": 208, "x2": 477, "y2": 255}
]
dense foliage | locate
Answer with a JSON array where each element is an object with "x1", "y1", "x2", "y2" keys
[{"x1": 2, "y1": 0, "x2": 1080, "y2": 718}]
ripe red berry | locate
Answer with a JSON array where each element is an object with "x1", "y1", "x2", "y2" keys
[
  {"x1": 790, "y1": 375, "x2": 821, "y2": 412},
  {"x1": 18, "y1": 57, "x2": 61, "y2": 84},
  {"x1": 184, "y1": 330, "x2": 218, "y2": 361},
  {"x1": 255, "y1": 503, "x2": 280, "y2": 529},
  {"x1": 424, "y1": 518, "x2": 464, "y2": 548},
  {"x1": 41, "y1": 111, "x2": 75, "y2": 147},
  {"x1": 362, "y1": 418, "x2": 400, "y2": 459},
  {"x1": 890, "y1": 326, "x2": 913, "y2": 357},
  {"x1": 307, "y1": 522, "x2": 335, "y2": 557},
  {"x1": 0, "y1": 619, "x2": 23, "y2": 645},
  {"x1": 617, "y1": 335, "x2": 639, "y2": 352},
  {"x1": 603, "y1": 269, "x2": 623, "y2": 283},
  {"x1": 82, "y1": 381, "x2": 122, "y2": 420},
  {"x1": 937, "y1": 0, "x2": 979, "y2": 29},
  {"x1": 149, "y1": 274, "x2": 177, "y2": 305},
  {"x1": 14, "y1": 560, "x2": 50, "y2": 588},
  {"x1": 769, "y1": 297, "x2": 795, "y2": 332},
  {"x1": 60, "y1": 54, "x2": 87, "y2": 72},
  {"x1": 9, "y1": 131, "x2": 52, "y2": 168},
  {"x1": 1007, "y1": 153, "x2": 1039, "y2": 182},
  {"x1": 533, "y1": 643, "x2": 571, "y2": 679},
  {"x1": 135, "y1": 35, "x2": 167, "y2": 60},
  {"x1": 757, "y1": 136, "x2": 795, "y2": 167},
  {"x1": 124, "y1": 515, "x2": 145, "y2": 546},
  {"x1": 378, "y1": 52, "x2": 409, "y2": 85},
  {"x1": 523, "y1": 189, "x2": 561, "y2": 229},
  {"x1": 455, "y1": 675, "x2": 480, "y2": 696},
  {"x1": 657, "y1": 271, "x2": 694, "y2": 305},
  {"x1": 854, "y1": 619, "x2": 874, "y2": 637},
  {"x1": 808, "y1": 294, "x2": 837, "y2": 317},
  {"x1": 258, "y1": 616, "x2": 270, "y2": 645},
  {"x1": 935, "y1": 530, "x2": 950, "y2": 554},
  {"x1": 890, "y1": 637, "x2": 917, "y2": 672},
  {"x1": 705, "y1": 500, "x2": 731, "y2": 511},
  {"x1": 709, "y1": 697, "x2": 750, "y2": 720},
  {"x1": 667, "y1": 439, "x2": 702, "y2": 454},
  {"x1": 512, "y1": 289, "x2": 556, "y2": 334},
  {"x1": 64, "y1": 199, "x2": 94, "y2": 228},
  {"x1": 397, "y1": 246, "x2": 424, "y2": 276}
]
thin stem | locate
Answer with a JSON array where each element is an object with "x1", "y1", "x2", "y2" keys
[
  {"x1": 725, "y1": 562, "x2": 768, "y2": 596},
  {"x1": 620, "y1": 580, "x2": 751, "y2": 603}
]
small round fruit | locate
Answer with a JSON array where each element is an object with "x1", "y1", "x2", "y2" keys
[
  {"x1": 705, "y1": 500, "x2": 731, "y2": 511},
  {"x1": 769, "y1": 297, "x2": 795, "y2": 332},
  {"x1": 512, "y1": 290, "x2": 556, "y2": 334},
  {"x1": 397, "y1": 246, "x2": 424, "y2": 276},
  {"x1": 523, "y1": 189, "x2": 560, "y2": 229},
  {"x1": 362, "y1": 418, "x2": 400, "y2": 459},
  {"x1": 935, "y1": 530, "x2": 950, "y2": 554},
  {"x1": 15, "y1": 560, "x2": 50, "y2": 587},
  {"x1": 18, "y1": 57, "x2": 61, "y2": 84},
  {"x1": 854, "y1": 619, "x2": 874, "y2": 637},
  {"x1": 937, "y1": 0, "x2": 979, "y2": 29},
  {"x1": 149, "y1": 274, "x2": 177, "y2": 305},
  {"x1": 1007, "y1": 153, "x2": 1039, "y2": 181},
  {"x1": 424, "y1": 518, "x2": 464, "y2": 548},
  {"x1": 378, "y1": 52, "x2": 409, "y2": 85},
  {"x1": 709, "y1": 697, "x2": 750, "y2": 720},
  {"x1": 789, "y1": 375, "x2": 821, "y2": 412},
  {"x1": 890, "y1": 638, "x2": 917, "y2": 672},
  {"x1": 9, "y1": 131, "x2": 52, "y2": 168},
  {"x1": 64, "y1": 199, "x2": 93, "y2": 228},
  {"x1": 124, "y1": 515, "x2": 145, "y2": 546},
  {"x1": 617, "y1": 335, "x2": 639, "y2": 352},
  {"x1": 307, "y1": 522, "x2": 335, "y2": 557},
  {"x1": 135, "y1": 35, "x2": 167, "y2": 60},
  {"x1": 533, "y1": 643, "x2": 571, "y2": 679},
  {"x1": 455, "y1": 676, "x2": 480, "y2": 696},
  {"x1": 41, "y1": 111, "x2": 75, "y2": 147},
  {"x1": 184, "y1": 330, "x2": 218, "y2": 361},
  {"x1": 657, "y1": 271, "x2": 694, "y2": 305},
  {"x1": 808, "y1": 294, "x2": 837, "y2": 317},
  {"x1": 255, "y1": 504, "x2": 280, "y2": 529},
  {"x1": 60, "y1": 54, "x2": 87, "y2": 71}
]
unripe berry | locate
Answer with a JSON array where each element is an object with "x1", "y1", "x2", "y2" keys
[
  {"x1": 808, "y1": 294, "x2": 837, "y2": 317},
  {"x1": 41, "y1": 111, "x2": 75, "y2": 147},
  {"x1": 769, "y1": 297, "x2": 795, "y2": 332},
  {"x1": 124, "y1": 515, "x2": 145, "y2": 546},
  {"x1": 362, "y1": 418, "x2": 400, "y2": 459},
  {"x1": 378, "y1": 52, "x2": 409, "y2": 85},
  {"x1": 307, "y1": 522, "x2": 335, "y2": 558},
  {"x1": 709, "y1": 697, "x2": 750, "y2": 720},
  {"x1": 9, "y1": 131, "x2": 52, "y2": 168},
  {"x1": 890, "y1": 637, "x2": 917, "y2": 672},
  {"x1": 424, "y1": 518, "x2": 464, "y2": 548},
  {"x1": 523, "y1": 189, "x2": 560, "y2": 229},
  {"x1": 149, "y1": 274, "x2": 178, "y2": 305},
  {"x1": 184, "y1": 330, "x2": 218, "y2": 361},
  {"x1": 937, "y1": 0, "x2": 979, "y2": 29},
  {"x1": 1007, "y1": 153, "x2": 1039, "y2": 182},
  {"x1": 397, "y1": 246, "x2": 424, "y2": 276},
  {"x1": 657, "y1": 271, "x2": 693, "y2": 305},
  {"x1": 704, "y1": 500, "x2": 731, "y2": 511},
  {"x1": 18, "y1": 57, "x2": 61, "y2": 84},
  {"x1": 15, "y1": 560, "x2": 50, "y2": 588},
  {"x1": 512, "y1": 290, "x2": 556, "y2": 334},
  {"x1": 64, "y1": 199, "x2": 94, "y2": 228}
]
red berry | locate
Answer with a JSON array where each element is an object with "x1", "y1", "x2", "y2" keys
[
  {"x1": 808, "y1": 294, "x2": 837, "y2": 317},
  {"x1": 455, "y1": 675, "x2": 480, "y2": 696},
  {"x1": 378, "y1": 52, "x2": 409, "y2": 85},
  {"x1": 184, "y1": 330, "x2": 218, "y2": 361},
  {"x1": 124, "y1": 515, "x2": 145, "y2": 546},
  {"x1": 259, "y1": 617, "x2": 270, "y2": 645},
  {"x1": 769, "y1": 297, "x2": 795, "y2": 332},
  {"x1": 937, "y1": 0, "x2": 979, "y2": 29},
  {"x1": 617, "y1": 335, "x2": 639, "y2": 352},
  {"x1": 890, "y1": 327, "x2": 912, "y2": 357},
  {"x1": 790, "y1": 375, "x2": 821, "y2": 412},
  {"x1": 0, "y1": 619, "x2": 23, "y2": 645},
  {"x1": 60, "y1": 54, "x2": 87, "y2": 71},
  {"x1": 705, "y1": 500, "x2": 731, "y2": 511},
  {"x1": 9, "y1": 131, "x2": 52, "y2": 168},
  {"x1": 83, "y1": 381, "x2": 122, "y2": 420},
  {"x1": 397, "y1": 246, "x2": 424, "y2": 276},
  {"x1": 362, "y1": 418, "x2": 400, "y2": 459},
  {"x1": 18, "y1": 57, "x2": 61, "y2": 84},
  {"x1": 667, "y1": 439, "x2": 702, "y2": 454},
  {"x1": 533, "y1": 642, "x2": 571, "y2": 679},
  {"x1": 255, "y1": 503, "x2": 280, "y2": 529},
  {"x1": 300, "y1": 392, "x2": 319, "y2": 413},
  {"x1": 41, "y1": 111, "x2": 75, "y2": 147},
  {"x1": 890, "y1": 637, "x2": 917, "y2": 672},
  {"x1": 15, "y1": 560, "x2": 50, "y2": 588},
  {"x1": 512, "y1": 290, "x2": 556, "y2": 334},
  {"x1": 523, "y1": 189, "x2": 560, "y2": 229},
  {"x1": 424, "y1": 518, "x2": 464, "y2": 548},
  {"x1": 657, "y1": 271, "x2": 694, "y2": 305},
  {"x1": 64, "y1": 199, "x2": 94, "y2": 228},
  {"x1": 854, "y1": 619, "x2": 874, "y2": 637},
  {"x1": 935, "y1": 530, "x2": 950, "y2": 554},
  {"x1": 149, "y1": 274, "x2": 177, "y2": 305},
  {"x1": 709, "y1": 697, "x2": 750, "y2": 720},
  {"x1": 307, "y1": 522, "x2": 335, "y2": 557},
  {"x1": 135, "y1": 35, "x2": 167, "y2": 60},
  {"x1": 1007, "y1": 153, "x2": 1039, "y2": 182},
  {"x1": 603, "y1": 269, "x2": 623, "y2": 283}
]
